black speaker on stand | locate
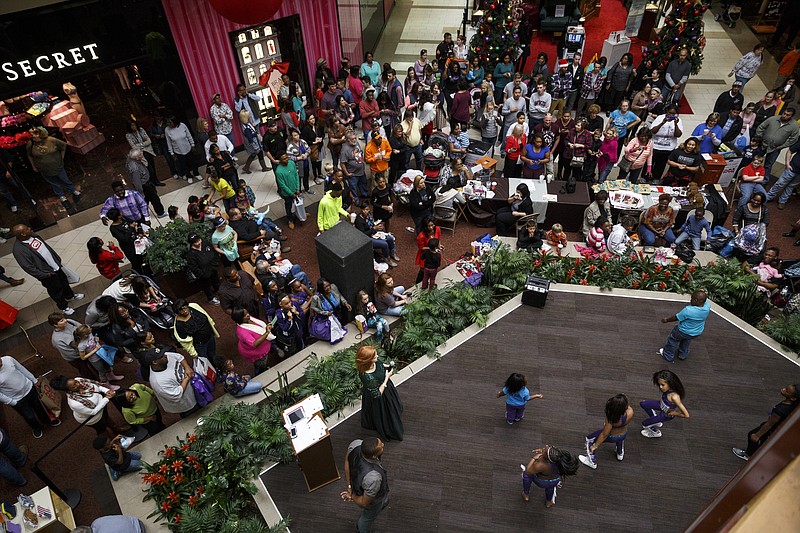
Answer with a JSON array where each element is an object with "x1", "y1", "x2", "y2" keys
[
  {"x1": 315, "y1": 223, "x2": 374, "y2": 322},
  {"x1": 521, "y1": 276, "x2": 551, "y2": 308}
]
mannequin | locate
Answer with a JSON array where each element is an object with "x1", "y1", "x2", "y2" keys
[{"x1": 63, "y1": 82, "x2": 87, "y2": 117}]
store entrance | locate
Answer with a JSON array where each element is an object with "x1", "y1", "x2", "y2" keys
[{"x1": 0, "y1": 64, "x2": 192, "y2": 230}]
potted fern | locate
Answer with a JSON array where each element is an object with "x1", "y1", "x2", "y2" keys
[{"x1": 143, "y1": 219, "x2": 213, "y2": 299}]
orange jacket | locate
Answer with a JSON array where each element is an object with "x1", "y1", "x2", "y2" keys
[{"x1": 364, "y1": 138, "x2": 391, "y2": 173}]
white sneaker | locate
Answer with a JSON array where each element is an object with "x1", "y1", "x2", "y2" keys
[
  {"x1": 0, "y1": 227, "x2": 9, "y2": 233},
  {"x1": 0, "y1": 237, "x2": 6, "y2": 244},
  {"x1": 59, "y1": 196, "x2": 68, "y2": 202},
  {"x1": 616, "y1": 449, "x2": 624, "y2": 461},
  {"x1": 72, "y1": 190, "x2": 81, "y2": 196},
  {"x1": 69, "y1": 293, "x2": 85, "y2": 301},
  {"x1": 209, "y1": 297, "x2": 220, "y2": 305},
  {"x1": 314, "y1": 178, "x2": 324, "y2": 184},
  {"x1": 186, "y1": 177, "x2": 195, "y2": 184},
  {"x1": 63, "y1": 307, "x2": 75, "y2": 316},
  {"x1": 641, "y1": 427, "x2": 662, "y2": 438},
  {"x1": 10, "y1": 206, "x2": 17, "y2": 212},
  {"x1": 578, "y1": 455, "x2": 597, "y2": 469}
]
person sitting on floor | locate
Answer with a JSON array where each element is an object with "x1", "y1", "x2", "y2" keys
[
  {"x1": 93, "y1": 434, "x2": 141, "y2": 481},
  {"x1": 215, "y1": 356, "x2": 264, "y2": 397}
]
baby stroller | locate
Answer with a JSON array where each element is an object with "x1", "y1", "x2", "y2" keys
[
  {"x1": 714, "y1": 1, "x2": 741, "y2": 28},
  {"x1": 106, "y1": 272, "x2": 176, "y2": 330},
  {"x1": 470, "y1": 87, "x2": 483, "y2": 129},
  {"x1": 130, "y1": 274, "x2": 175, "y2": 330},
  {"x1": 423, "y1": 132, "x2": 450, "y2": 188}
]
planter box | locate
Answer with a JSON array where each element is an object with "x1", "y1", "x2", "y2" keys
[{"x1": 156, "y1": 271, "x2": 200, "y2": 300}]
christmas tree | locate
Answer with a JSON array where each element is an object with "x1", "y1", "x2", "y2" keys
[
  {"x1": 643, "y1": 0, "x2": 707, "y2": 75},
  {"x1": 468, "y1": 0, "x2": 522, "y2": 69}
]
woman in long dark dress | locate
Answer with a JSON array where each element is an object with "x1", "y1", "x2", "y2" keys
[{"x1": 356, "y1": 345, "x2": 404, "y2": 441}]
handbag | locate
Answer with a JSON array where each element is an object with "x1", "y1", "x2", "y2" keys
[
  {"x1": 617, "y1": 156, "x2": 633, "y2": 174},
  {"x1": 674, "y1": 241, "x2": 696, "y2": 263},
  {"x1": 36, "y1": 376, "x2": 62, "y2": 421},
  {"x1": 61, "y1": 265, "x2": 80, "y2": 284},
  {"x1": 190, "y1": 374, "x2": 214, "y2": 407},
  {"x1": 570, "y1": 155, "x2": 585, "y2": 168},
  {"x1": 293, "y1": 196, "x2": 307, "y2": 222}
]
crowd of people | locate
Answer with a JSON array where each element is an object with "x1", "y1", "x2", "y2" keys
[{"x1": 0, "y1": 16, "x2": 799, "y2": 532}]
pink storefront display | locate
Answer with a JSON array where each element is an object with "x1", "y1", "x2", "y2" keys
[
  {"x1": 41, "y1": 100, "x2": 105, "y2": 155},
  {"x1": 161, "y1": 0, "x2": 346, "y2": 145}
]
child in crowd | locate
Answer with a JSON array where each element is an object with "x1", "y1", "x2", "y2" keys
[
  {"x1": 752, "y1": 255, "x2": 783, "y2": 294},
  {"x1": 579, "y1": 393, "x2": 634, "y2": 469},
  {"x1": 587, "y1": 217, "x2": 610, "y2": 251},
  {"x1": 420, "y1": 237, "x2": 442, "y2": 290},
  {"x1": 234, "y1": 185, "x2": 252, "y2": 211},
  {"x1": 737, "y1": 135, "x2": 764, "y2": 175},
  {"x1": 545, "y1": 223, "x2": 568, "y2": 249},
  {"x1": 674, "y1": 208, "x2": 711, "y2": 250},
  {"x1": 323, "y1": 162, "x2": 336, "y2": 191},
  {"x1": 497, "y1": 372, "x2": 543, "y2": 425},
  {"x1": 167, "y1": 205, "x2": 183, "y2": 221},
  {"x1": 357, "y1": 290, "x2": 392, "y2": 347},
  {"x1": 584, "y1": 129, "x2": 604, "y2": 183},
  {"x1": 93, "y1": 434, "x2": 141, "y2": 481},
  {"x1": 215, "y1": 357, "x2": 263, "y2": 397},
  {"x1": 73, "y1": 325, "x2": 123, "y2": 389},
  {"x1": 597, "y1": 127, "x2": 619, "y2": 183},
  {"x1": 640, "y1": 369, "x2": 690, "y2": 438}
]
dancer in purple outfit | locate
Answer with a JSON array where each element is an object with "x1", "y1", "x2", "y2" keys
[
  {"x1": 579, "y1": 393, "x2": 634, "y2": 469},
  {"x1": 497, "y1": 373, "x2": 543, "y2": 425},
  {"x1": 520, "y1": 445, "x2": 579, "y2": 508},
  {"x1": 640, "y1": 369, "x2": 690, "y2": 438}
]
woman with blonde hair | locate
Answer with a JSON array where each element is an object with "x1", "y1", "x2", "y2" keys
[{"x1": 356, "y1": 345, "x2": 404, "y2": 441}]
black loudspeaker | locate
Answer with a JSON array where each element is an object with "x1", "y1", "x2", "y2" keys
[
  {"x1": 315, "y1": 223, "x2": 375, "y2": 322},
  {"x1": 521, "y1": 276, "x2": 550, "y2": 308}
]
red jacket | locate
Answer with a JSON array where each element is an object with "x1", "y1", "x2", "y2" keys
[
  {"x1": 92, "y1": 244, "x2": 125, "y2": 279},
  {"x1": 416, "y1": 226, "x2": 442, "y2": 268}
]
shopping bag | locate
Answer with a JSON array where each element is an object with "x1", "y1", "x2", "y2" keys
[
  {"x1": 732, "y1": 223, "x2": 767, "y2": 256},
  {"x1": 328, "y1": 315, "x2": 346, "y2": 344},
  {"x1": 36, "y1": 375, "x2": 62, "y2": 421},
  {"x1": 194, "y1": 356, "x2": 217, "y2": 385},
  {"x1": 61, "y1": 265, "x2": 80, "y2": 284},
  {"x1": 293, "y1": 196, "x2": 307, "y2": 222},
  {"x1": 190, "y1": 374, "x2": 214, "y2": 407}
]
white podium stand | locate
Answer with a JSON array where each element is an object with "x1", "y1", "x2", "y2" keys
[
  {"x1": 283, "y1": 393, "x2": 340, "y2": 492},
  {"x1": 602, "y1": 32, "x2": 632, "y2": 68}
]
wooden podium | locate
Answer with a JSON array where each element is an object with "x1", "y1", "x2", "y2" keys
[
  {"x1": 283, "y1": 394, "x2": 340, "y2": 492},
  {"x1": 698, "y1": 153, "x2": 727, "y2": 186}
]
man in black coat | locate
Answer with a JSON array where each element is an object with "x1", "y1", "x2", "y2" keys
[
  {"x1": 713, "y1": 81, "x2": 744, "y2": 115},
  {"x1": 11, "y1": 224, "x2": 83, "y2": 314},
  {"x1": 566, "y1": 51, "x2": 585, "y2": 112},
  {"x1": 719, "y1": 105, "x2": 744, "y2": 146}
]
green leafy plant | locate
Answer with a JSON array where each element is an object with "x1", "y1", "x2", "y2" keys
[
  {"x1": 144, "y1": 219, "x2": 213, "y2": 274},
  {"x1": 299, "y1": 344, "x2": 372, "y2": 417},
  {"x1": 392, "y1": 284, "x2": 493, "y2": 362},
  {"x1": 760, "y1": 313, "x2": 800, "y2": 353}
]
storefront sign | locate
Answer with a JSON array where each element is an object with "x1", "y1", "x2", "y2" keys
[{"x1": 2, "y1": 44, "x2": 100, "y2": 81}]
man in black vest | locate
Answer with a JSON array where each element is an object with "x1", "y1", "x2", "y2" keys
[{"x1": 341, "y1": 438, "x2": 389, "y2": 533}]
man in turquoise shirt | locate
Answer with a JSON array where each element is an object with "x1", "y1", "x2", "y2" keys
[
  {"x1": 659, "y1": 289, "x2": 711, "y2": 362},
  {"x1": 275, "y1": 153, "x2": 301, "y2": 229}
]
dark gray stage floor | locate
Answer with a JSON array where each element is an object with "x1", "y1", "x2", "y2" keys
[{"x1": 262, "y1": 292, "x2": 800, "y2": 533}]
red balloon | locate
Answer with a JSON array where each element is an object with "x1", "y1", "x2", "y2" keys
[{"x1": 208, "y1": 0, "x2": 283, "y2": 25}]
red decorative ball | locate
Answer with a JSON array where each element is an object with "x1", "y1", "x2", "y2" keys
[{"x1": 208, "y1": 0, "x2": 283, "y2": 24}]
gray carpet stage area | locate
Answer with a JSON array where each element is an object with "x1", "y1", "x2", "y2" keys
[{"x1": 261, "y1": 292, "x2": 800, "y2": 532}]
